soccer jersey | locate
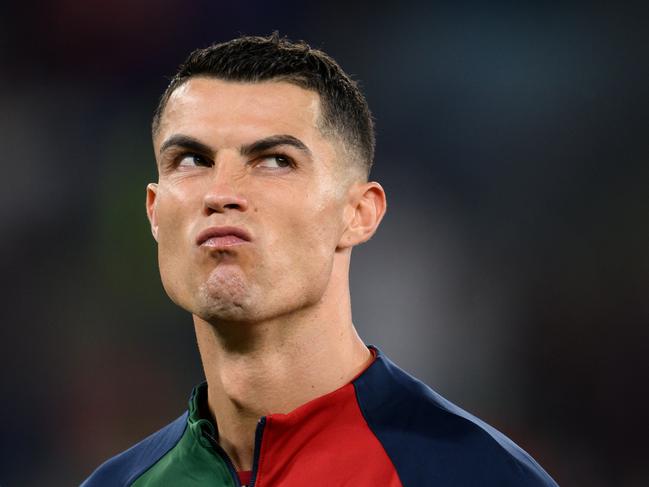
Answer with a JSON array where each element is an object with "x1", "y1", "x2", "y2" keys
[{"x1": 81, "y1": 347, "x2": 558, "y2": 486}]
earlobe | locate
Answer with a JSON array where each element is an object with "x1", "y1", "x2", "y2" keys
[
  {"x1": 146, "y1": 183, "x2": 159, "y2": 241},
  {"x1": 338, "y1": 182, "x2": 387, "y2": 249}
]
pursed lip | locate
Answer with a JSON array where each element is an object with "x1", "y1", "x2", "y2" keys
[{"x1": 195, "y1": 226, "x2": 252, "y2": 247}]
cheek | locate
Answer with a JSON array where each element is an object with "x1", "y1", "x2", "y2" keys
[
  {"x1": 309, "y1": 188, "x2": 346, "y2": 246},
  {"x1": 153, "y1": 188, "x2": 202, "y2": 307},
  {"x1": 154, "y1": 187, "x2": 196, "y2": 275},
  {"x1": 274, "y1": 195, "x2": 343, "y2": 262},
  {"x1": 155, "y1": 184, "x2": 195, "y2": 240}
]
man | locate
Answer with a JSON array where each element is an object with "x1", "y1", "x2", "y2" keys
[{"x1": 82, "y1": 34, "x2": 558, "y2": 486}]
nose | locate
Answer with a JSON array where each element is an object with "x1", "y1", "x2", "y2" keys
[{"x1": 202, "y1": 159, "x2": 249, "y2": 215}]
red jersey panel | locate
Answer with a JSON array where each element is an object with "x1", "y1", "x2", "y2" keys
[{"x1": 254, "y1": 383, "x2": 402, "y2": 486}]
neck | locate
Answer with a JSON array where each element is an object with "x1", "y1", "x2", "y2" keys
[{"x1": 193, "y1": 275, "x2": 370, "y2": 471}]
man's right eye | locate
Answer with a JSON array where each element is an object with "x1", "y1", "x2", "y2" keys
[{"x1": 178, "y1": 153, "x2": 210, "y2": 167}]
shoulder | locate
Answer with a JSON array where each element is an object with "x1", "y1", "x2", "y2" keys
[
  {"x1": 354, "y1": 350, "x2": 558, "y2": 487},
  {"x1": 80, "y1": 412, "x2": 188, "y2": 487}
]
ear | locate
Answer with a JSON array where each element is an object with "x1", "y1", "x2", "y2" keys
[
  {"x1": 146, "y1": 183, "x2": 159, "y2": 242},
  {"x1": 338, "y1": 182, "x2": 387, "y2": 249}
]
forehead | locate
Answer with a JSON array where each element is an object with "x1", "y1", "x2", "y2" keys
[{"x1": 155, "y1": 78, "x2": 324, "y2": 149}]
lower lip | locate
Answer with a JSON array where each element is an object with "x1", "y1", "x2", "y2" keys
[{"x1": 201, "y1": 235, "x2": 248, "y2": 248}]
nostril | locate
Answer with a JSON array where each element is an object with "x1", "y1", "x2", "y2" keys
[{"x1": 203, "y1": 193, "x2": 249, "y2": 214}]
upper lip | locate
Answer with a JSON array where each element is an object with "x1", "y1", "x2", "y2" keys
[{"x1": 195, "y1": 226, "x2": 252, "y2": 246}]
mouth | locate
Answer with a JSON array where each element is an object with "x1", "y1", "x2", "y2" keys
[{"x1": 196, "y1": 226, "x2": 252, "y2": 249}]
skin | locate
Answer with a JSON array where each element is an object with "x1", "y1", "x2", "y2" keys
[{"x1": 146, "y1": 77, "x2": 387, "y2": 470}]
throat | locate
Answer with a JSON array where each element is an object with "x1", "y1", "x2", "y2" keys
[{"x1": 193, "y1": 312, "x2": 373, "y2": 472}]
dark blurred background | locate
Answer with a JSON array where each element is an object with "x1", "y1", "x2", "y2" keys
[{"x1": 1, "y1": 1, "x2": 648, "y2": 485}]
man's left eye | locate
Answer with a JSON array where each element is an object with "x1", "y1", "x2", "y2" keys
[{"x1": 257, "y1": 155, "x2": 292, "y2": 168}]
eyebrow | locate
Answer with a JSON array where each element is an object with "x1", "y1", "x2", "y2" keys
[
  {"x1": 240, "y1": 134, "x2": 312, "y2": 158},
  {"x1": 159, "y1": 134, "x2": 214, "y2": 157},
  {"x1": 158, "y1": 133, "x2": 312, "y2": 159}
]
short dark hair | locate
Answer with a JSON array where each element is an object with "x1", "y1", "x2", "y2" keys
[{"x1": 152, "y1": 33, "x2": 375, "y2": 176}]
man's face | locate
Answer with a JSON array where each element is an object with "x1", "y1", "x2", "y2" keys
[{"x1": 148, "y1": 77, "x2": 355, "y2": 323}]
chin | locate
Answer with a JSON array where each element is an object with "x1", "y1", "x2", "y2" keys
[
  {"x1": 193, "y1": 272, "x2": 254, "y2": 321},
  {"x1": 195, "y1": 303, "x2": 251, "y2": 323}
]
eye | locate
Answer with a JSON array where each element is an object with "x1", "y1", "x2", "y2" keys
[
  {"x1": 256, "y1": 154, "x2": 293, "y2": 169},
  {"x1": 178, "y1": 153, "x2": 211, "y2": 167}
]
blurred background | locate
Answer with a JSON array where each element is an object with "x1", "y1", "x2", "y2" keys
[{"x1": 1, "y1": 1, "x2": 648, "y2": 485}]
